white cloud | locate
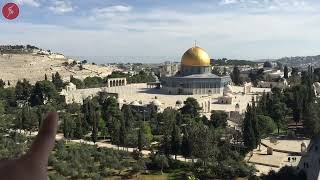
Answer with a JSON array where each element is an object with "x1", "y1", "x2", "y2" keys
[
  {"x1": 15, "y1": 0, "x2": 40, "y2": 7},
  {"x1": 91, "y1": 5, "x2": 132, "y2": 19},
  {"x1": 49, "y1": 0, "x2": 74, "y2": 14},
  {"x1": 220, "y1": 0, "x2": 239, "y2": 5},
  {"x1": 98, "y1": 5, "x2": 132, "y2": 13},
  {"x1": 3, "y1": 2, "x2": 320, "y2": 61},
  {"x1": 219, "y1": 0, "x2": 315, "y2": 12}
]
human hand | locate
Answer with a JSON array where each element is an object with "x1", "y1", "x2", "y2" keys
[{"x1": 0, "y1": 112, "x2": 58, "y2": 180}]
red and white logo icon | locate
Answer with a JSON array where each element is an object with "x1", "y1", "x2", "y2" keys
[{"x1": 2, "y1": 3, "x2": 19, "y2": 20}]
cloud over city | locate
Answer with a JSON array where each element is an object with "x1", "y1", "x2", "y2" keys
[{"x1": 2, "y1": 0, "x2": 320, "y2": 62}]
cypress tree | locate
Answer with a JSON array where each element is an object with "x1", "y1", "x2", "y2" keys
[
  {"x1": 91, "y1": 102, "x2": 98, "y2": 144},
  {"x1": 243, "y1": 105, "x2": 256, "y2": 151},
  {"x1": 138, "y1": 128, "x2": 143, "y2": 151},
  {"x1": 284, "y1": 66, "x2": 289, "y2": 79},
  {"x1": 63, "y1": 115, "x2": 69, "y2": 139},
  {"x1": 119, "y1": 117, "x2": 127, "y2": 149},
  {"x1": 171, "y1": 124, "x2": 181, "y2": 160},
  {"x1": 251, "y1": 97, "x2": 260, "y2": 149},
  {"x1": 181, "y1": 131, "x2": 191, "y2": 160},
  {"x1": 293, "y1": 90, "x2": 302, "y2": 125},
  {"x1": 231, "y1": 66, "x2": 241, "y2": 85},
  {"x1": 53, "y1": 72, "x2": 64, "y2": 91},
  {"x1": 51, "y1": 73, "x2": 55, "y2": 83},
  {"x1": 121, "y1": 105, "x2": 134, "y2": 130},
  {"x1": 0, "y1": 79, "x2": 5, "y2": 89},
  {"x1": 36, "y1": 107, "x2": 42, "y2": 129}
]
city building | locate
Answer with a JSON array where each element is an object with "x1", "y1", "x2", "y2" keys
[
  {"x1": 161, "y1": 46, "x2": 231, "y2": 95},
  {"x1": 159, "y1": 61, "x2": 180, "y2": 77}
]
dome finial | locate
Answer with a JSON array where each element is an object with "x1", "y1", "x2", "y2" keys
[{"x1": 194, "y1": 40, "x2": 197, "y2": 47}]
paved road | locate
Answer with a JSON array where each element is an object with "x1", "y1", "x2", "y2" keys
[{"x1": 20, "y1": 130, "x2": 193, "y2": 163}]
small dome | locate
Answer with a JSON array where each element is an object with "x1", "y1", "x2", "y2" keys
[
  {"x1": 130, "y1": 101, "x2": 140, "y2": 106},
  {"x1": 176, "y1": 100, "x2": 182, "y2": 105},
  {"x1": 117, "y1": 98, "x2": 124, "y2": 103},
  {"x1": 151, "y1": 99, "x2": 162, "y2": 106},
  {"x1": 181, "y1": 46, "x2": 211, "y2": 66},
  {"x1": 68, "y1": 82, "x2": 75, "y2": 86}
]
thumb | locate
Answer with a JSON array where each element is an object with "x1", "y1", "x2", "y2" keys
[{"x1": 26, "y1": 112, "x2": 58, "y2": 165}]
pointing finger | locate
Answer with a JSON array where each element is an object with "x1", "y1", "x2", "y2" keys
[{"x1": 26, "y1": 112, "x2": 58, "y2": 165}]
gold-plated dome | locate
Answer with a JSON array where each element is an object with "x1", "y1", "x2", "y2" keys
[{"x1": 181, "y1": 46, "x2": 211, "y2": 66}]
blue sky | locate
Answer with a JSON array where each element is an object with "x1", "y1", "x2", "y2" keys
[{"x1": 1, "y1": 0, "x2": 320, "y2": 62}]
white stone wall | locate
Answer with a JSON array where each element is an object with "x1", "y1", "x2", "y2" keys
[{"x1": 162, "y1": 86, "x2": 223, "y2": 95}]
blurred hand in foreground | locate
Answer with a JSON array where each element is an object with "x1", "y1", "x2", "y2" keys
[{"x1": 0, "y1": 112, "x2": 58, "y2": 180}]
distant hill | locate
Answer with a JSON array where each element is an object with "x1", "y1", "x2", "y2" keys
[
  {"x1": 211, "y1": 59, "x2": 257, "y2": 66},
  {"x1": 276, "y1": 55, "x2": 320, "y2": 69},
  {"x1": 0, "y1": 44, "x2": 40, "y2": 54}
]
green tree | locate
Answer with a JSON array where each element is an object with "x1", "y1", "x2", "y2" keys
[
  {"x1": 251, "y1": 98, "x2": 260, "y2": 148},
  {"x1": 141, "y1": 122, "x2": 153, "y2": 146},
  {"x1": 272, "y1": 102, "x2": 287, "y2": 135},
  {"x1": 188, "y1": 122, "x2": 214, "y2": 165},
  {"x1": 30, "y1": 80, "x2": 58, "y2": 106},
  {"x1": 92, "y1": 109, "x2": 98, "y2": 144},
  {"x1": 261, "y1": 166, "x2": 307, "y2": 180},
  {"x1": 0, "y1": 101, "x2": 5, "y2": 115},
  {"x1": 304, "y1": 102, "x2": 320, "y2": 137},
  {"x1": 121, "y1": 105, "x2": 134, "y2": 130},
  {"x1": 52, "y1": 72, "x2": 64, "y2": 91},
  {"x1": 99, "y1": 118, "x2": 107, "y2": 140},
  {"x1": 36, "y1": 106, "x2": 42, "y2": 128},
  {"x1": 0, "y1": 79, "x2": 5, "y2": 89},
  {"x1": 15, "y1": 79, "x2": 32, "y2": 101},
  {"x1": 0, "y1": 87, "x2": 17, "y2": 108},
  {"x1": 101, "y1": 97, "x2": 122, "y2": 145},
  {"x1": 181, "y1": 97, "x2": 201, "y2": 118},
  {"x1": 18, "y1": 106, "x2": 38, "y2": 134},
  {"x1": 62, "y1": 113, "x2": 74, "y2": 139},
  {"x1": 257, "y1": 115, "x2": 276, "y2": 138},
  {"x1": 170, "y1": 124, "x2": 181, "y2": 160},
  {"x1": 257, "y1": 91, "x2": 268, "y2": 115},
  {"x1": 153, "y1": 154, "x2": 169, "y2": 174},
  {"x1": 210, "y1": 110, "x2": 228, "y2": 128},
  {"x1": 70, "y1": 76, "x2": 85, "y2": 89},
  {"x1": 284, "y1": 66, "x2": 289, "y2": 79},
  {"x1": 231, "y1": 66, "x2": 241, "y2": 85},
  {"x1": 119, "y1": 117, "x2": 127, "y2": 149},
  {"x1": 74, "y1": 114, "x2": 84, "y2": 139},
  {"x1": 83, "y1": 76, "x2": 104, "y2": 88},
  {"x1": 289, "y1": 68, "x2": 301, "y2": 86},
  {"x1": 181, "y1": 132, "x2": 192, "y2": 160},
  {"x1": 128, "y1": 70, "x2": 156, "y2": 84},
  {"x1": 137, "y1": 128, "x2": 144, "y2": 151},
  {"x1": 158, "y1": 108, "x2": 176, "y2": 137},
  {"x1": 243, "y1": 105, "x2": 256, "y2": 151}
]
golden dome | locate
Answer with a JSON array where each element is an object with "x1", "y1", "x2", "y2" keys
[{"x1": 181, "y1": 46, "x2": 211, "y2": 66}]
